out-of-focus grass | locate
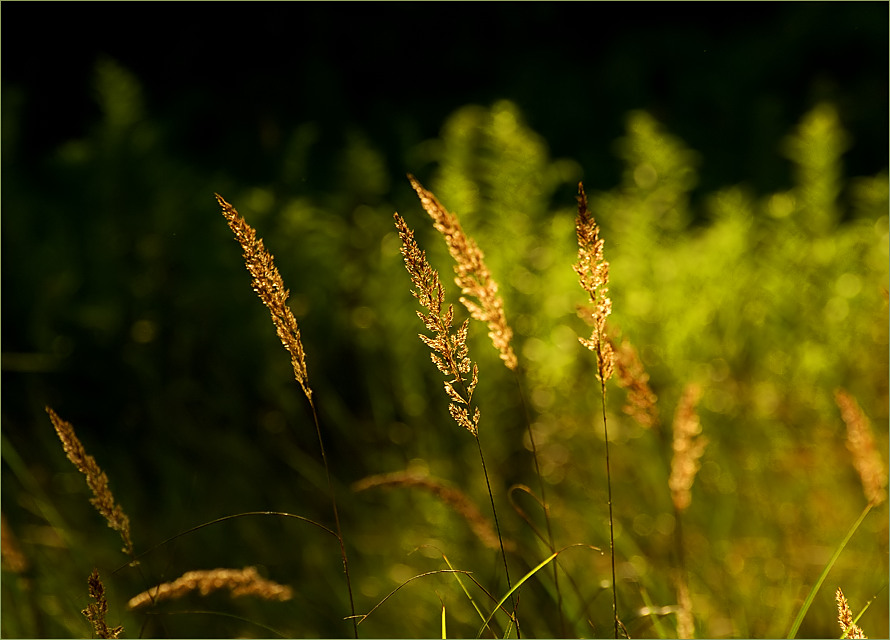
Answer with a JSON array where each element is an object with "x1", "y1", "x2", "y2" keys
[{"x1": 2, "y1": 59, "x2": 887, "y2": 638}]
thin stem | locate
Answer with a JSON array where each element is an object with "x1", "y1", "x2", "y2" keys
[
  {"x1": 308, "y1": 398, "x2": 358, "y2": 639},
  {"x1": 599, "y1": 366, "x2": 618, "y2": 639},
  {"x1": 475, "y1": 434, "x2": 520, "y2": 637}
]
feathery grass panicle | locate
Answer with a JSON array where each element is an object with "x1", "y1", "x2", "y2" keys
[
  {"x1": 127, "y1": 566, "x2": 293, "y2": 611},
  {"x1": 217, "y1": 194, "x2": 357, "y2": 635},
  {"x1": 675, "y1": 575, "x2": 695, "y2": 639},
  {"x1": 394, "y1": 211, "x2": 480, "y2": 434},
  {"x1": 669, "y1": 384, "x2": 707, "y2": 512},
  {"x1": 574, "y1": 181, "x2": 620, "y2": 638},
  {"x1": 46, "y1": 407, "x2": 133, "y2": 555},
  {"x1": 395, "y1": 210, "x2": 517, "y2": 631},
  {"x1": 614, "y1": 339, "x2": 659, "y2": 429},
  {"x1": 836, "y1": 587, "x2": 868, "y2": 639},
  {"x1": 407, "y1": 175, "x2": 518, "y2": 371},
  {"x1": 83, "y1": 569, "x2": 123, "y2": 639},
  {"x1": 216, "y1": 193, "x2": 312, "y2": 402},
  {"x1": 573, "y1": 183, "x2": 614, "y2": 382},
  {"x1": 835, "y1": 389, "x2": 887, "y2": 506},
  {"x1": 353, "y1": 470, "x2": 515, "y2": 552}
]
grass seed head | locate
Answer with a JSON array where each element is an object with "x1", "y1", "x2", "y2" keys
[
  {"x1": 835, "y1": 388, "x2": 887, "y2": 506},
  {"x1": 216, "y1": 193, "x2": 312, "y2": 402},
  {"x1": 83, "y1": 569, "x2": 123, "y2": 639},
  {"x1": 128, "y1": 567, "x2": 293, "y2": 610},
  {"x1": 574, "y1": 182, "x2": 614, "y2": 382},
  {"x1": 408, "y1": 175, "x2": 518, "y2": 371},
  {"x1": 395, "y1": 212, "x2": 481, "y2": 435},
  {"x1": 46, "y1": 407, "x2": 133, "y2": 555},
  {"x1": 836, "y1": 587, "x2": 868, "y2": 639}
]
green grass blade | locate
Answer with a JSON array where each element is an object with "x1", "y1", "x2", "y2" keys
[
  {"x1": 476, "y1": 551, "x2": 558, "y2": 638},
  {"x1": 441, "y1": 552, "x2": 491, "y2": 634},
  {"x1": 787, "y1": 503, "x2": 873, "y2": 638}
]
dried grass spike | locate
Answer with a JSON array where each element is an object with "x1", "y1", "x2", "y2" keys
[
  {"x1": 573, "y1": 183, "x2": 614, "y2": 381},
  {"x1": 408, "y1": 175, "x2": 518, "y2": 371},
  {"x1": 353, "y1": 470, "x2": 514, "y2": 552},
  {"x1": 836, "y1": 587, "x2": 867, "y2": 638},
  {"x1": 46, "y1": 407, "x2": 133, "y2": 555},
  {"x1": 395, "y1": 212, "x2": 480, "y2": 435},
  {"x1": 835, "y1": 389, "x2": 887, "y2": 506},
  {"x1": 669, "y1": 384, "x2": 708, "y2": 512},
  {"x1": 216, "y1": 194, "x2": 312, "y2": 401},
  {"x1": 128, "y1": 566, "x2": 293, "y2": 610},
  {"x1": 83, "y1": 568, "x2": 123, "y2": 639},
  {"x1": 614, "y1": 339, "x2": 659, "y2": 429}
]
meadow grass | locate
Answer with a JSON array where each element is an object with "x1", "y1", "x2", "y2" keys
[{"x1": 11, "y1": 100, "x2": 888, "y2": 638}]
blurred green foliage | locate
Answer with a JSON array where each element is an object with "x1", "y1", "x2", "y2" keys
[{"x1": 2, "y1": 58, "x2": 887, "y2": 639}]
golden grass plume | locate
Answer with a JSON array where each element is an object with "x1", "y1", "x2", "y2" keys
[
  {"x1": 128, "y1": 566, "x2": 293, "y2": 611},
  {"x1": 613, "y1": 339, "x2": 659, "y2": 429},
  {"x1": 353, "y1": 470, "x2": 515, "y2": 552},
  {"x1": 394, "y1": 211, "x2": 480, "y2": 435},
  {"x1": 46, "y1": 407, "x2": 133, "y2": 555},
  {"x1": 835, "y1": 388, "x2": 887, "y2": 506},
  {"x1": 216, "y1": 193, "x2": 312, "y2": 402},
  {"x1": 668, "y1": 384, "x2": 707, "y2": 512},
  {"x1": 408, "y1": 175, "x2": 518, "y2": 371},
  {"x1": 674, "y1": 573, "x2": 695, "y2": 639},
  {"x1": 835, "y1": 587, "x2": 867, "y2": 639},
  {"x1": 83, "y1": 568, "x2": 123, "y2": 639},
  {"x1": 573, "y1": 183, "x2": 614, "y2": 381}
]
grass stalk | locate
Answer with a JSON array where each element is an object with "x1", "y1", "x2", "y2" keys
[
  {"x1": 216, "y1": 194, "x2": 357, "y2": 637},
  {"x1": 599, "y1": 373, "x2": 619, "y2": 639},
  {"x1": 409, "y1": 176, "x2": 562, "y2": 633},
  {"x1": 394, "y1": 209, "x2": 519, "y2": 634},
  {"x1": 573, "y1": 182, "x2": 619, "y2": 637}
]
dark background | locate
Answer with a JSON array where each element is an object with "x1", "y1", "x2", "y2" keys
[{"x1": 6, "y1": 3, "x2": 888, "y2": 194}]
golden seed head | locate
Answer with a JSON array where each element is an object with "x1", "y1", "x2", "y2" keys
[
  {"x1": 395, "y1": 211, "x2": 480, "y2": 435},
  {"x1": 574, "y1": 183, "x2": 614, "y2": 382},
  {"x1": 408, "y1": 175, "x2": 518, "y2": 371},
  {"x1": 668, "y1": 384, "x2": 707, "y2": 512},
  {"x1": 836, "y1": 587, "x2": 868, "y2": 639},
  {"x1": 46, "y1": 407, "x2": 133, "y2": 556},
  {"x1": 216, "y1": 194, "x2": 312, "y2": 402},
  {"x1": 128, "y1": 567, "x2": 293, "y2": 610},
  {"x1": 83, "y1": 568, "x2": 123, "y2": 639},
  {"x1": 835, "y1": 389, "x2": 887, "y2": 507}
]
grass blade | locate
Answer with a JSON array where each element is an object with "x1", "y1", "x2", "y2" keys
[{"x1": 786, "y1": 503, "x2": 873, "y2": 638}]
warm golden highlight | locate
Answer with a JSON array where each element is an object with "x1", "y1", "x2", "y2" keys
[
  {"x1": 573, "y1": 183, "x2": 614, "y2": 382},
  {"x1": 408, "y1": 175, "x2": 518, "y2": 371},
  {"x1": 668, "y1": 384, "x2": 707, "y2": 512},
  {"x1": 354, "y1": 470, "x2": 514, "y2": 552},
  {"x1": 614, "y1": 339, "x2": 659, "y2": 429},
  {"x1": 46, "y1": 407, "x2": 133, "y2": 555},
  {"x1": 128, "y1": 566, "x2": 293, "y2": 610},
  {"x1": 835, "y1": 388, "x2": 887, "y2": 506},
  {"x1": 394, "y1": 212, "x2": 480, "y2": 435},
  {"x1": 216, "y1": 194, "x2": 312, "y2": 402}
]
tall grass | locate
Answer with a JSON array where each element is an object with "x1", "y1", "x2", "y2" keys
[{"x1": 8, "y1": 98, "x2": 888, "y2": 638}]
